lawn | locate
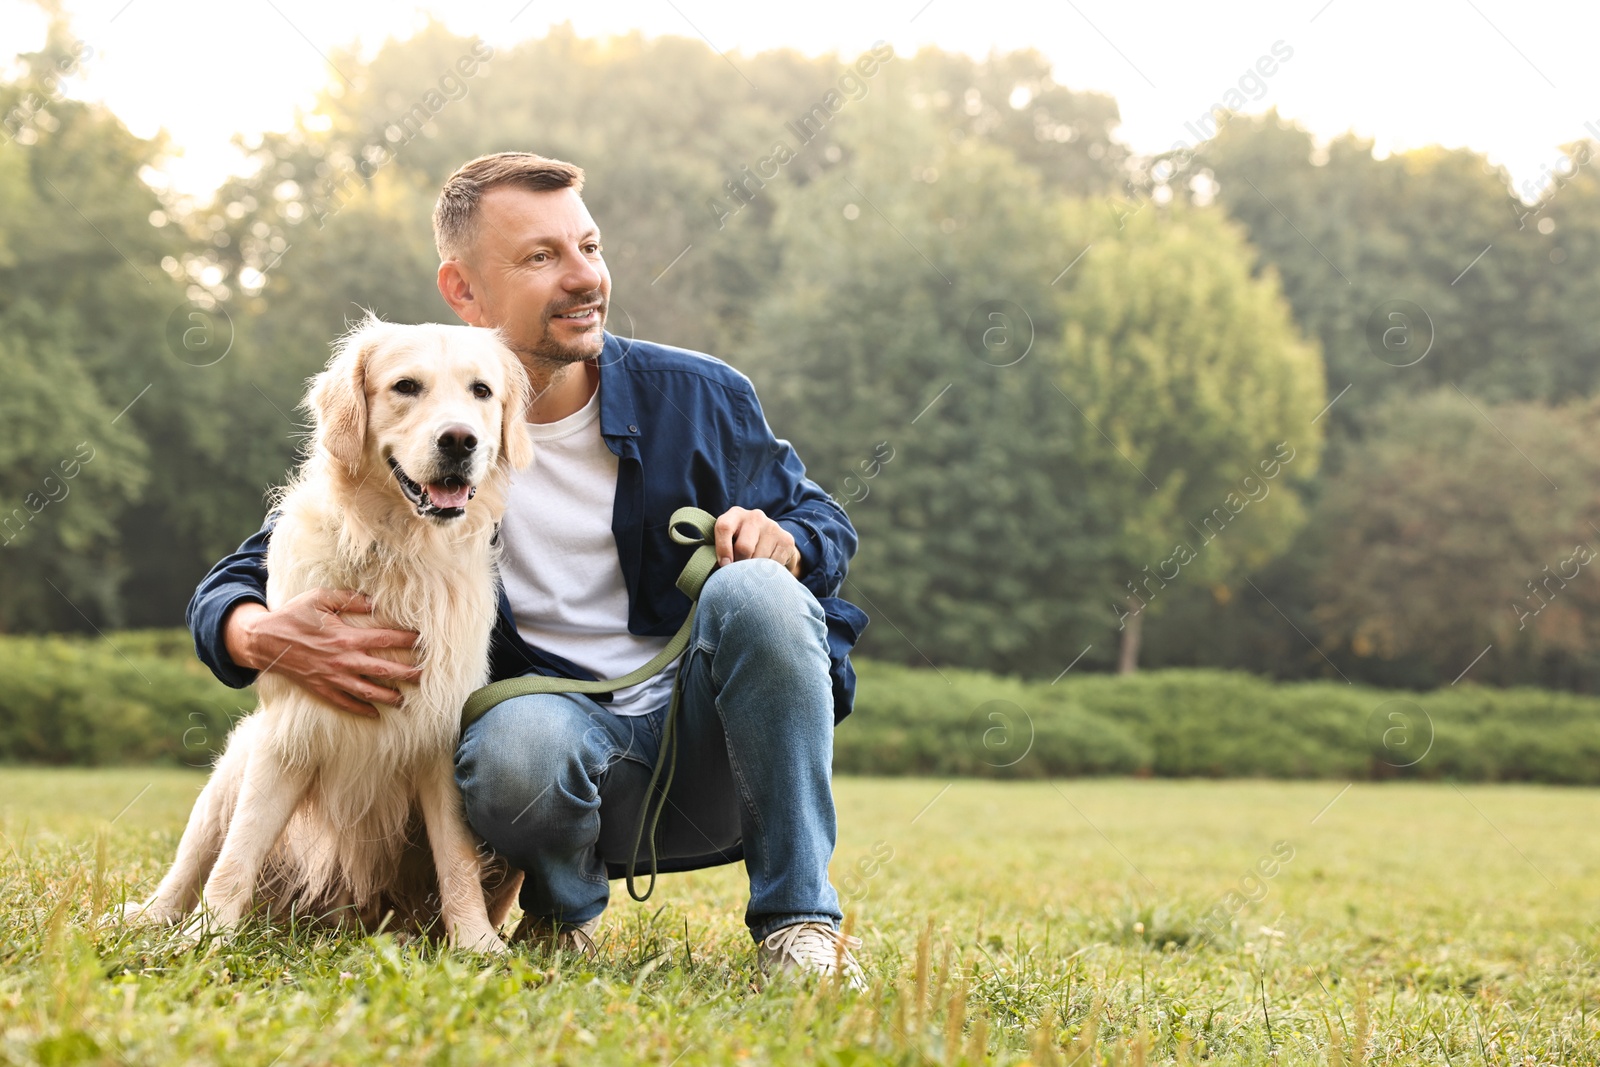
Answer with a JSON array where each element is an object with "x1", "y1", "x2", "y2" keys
[{"x1": 2, "y1": 769, "x2": 1598, "y2": 1064}]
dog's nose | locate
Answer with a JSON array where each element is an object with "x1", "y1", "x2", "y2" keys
[{"x1": 436, "y1": 425, "x2": 478, "y2": 460}]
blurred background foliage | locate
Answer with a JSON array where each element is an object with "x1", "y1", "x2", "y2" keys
[
  {"x1": 4, "y1": 17, "x2": 1600, "y2": 694},
  {"x1": 15, "y1": 631, "x2": 1600, "y2": 786}
]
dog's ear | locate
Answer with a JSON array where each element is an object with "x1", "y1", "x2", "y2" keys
[
  {"x1": 498, "y1": 346, "x2": 535, "y2": 471},
  {"x1": 310, "y1": 322, "x2": 379, "y2": 475}
]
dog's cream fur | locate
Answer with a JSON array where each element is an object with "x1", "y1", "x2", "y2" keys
[{"x1": 122, "y1": 318, "x2": 534, "y2": 951}]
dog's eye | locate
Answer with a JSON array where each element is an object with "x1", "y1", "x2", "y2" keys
[
  {"x1": 472, "y1": 382, "x2": 492, "y2": 400},
  {"x1": 393, "y1": 379, "x2": 421, "y2": 396}
]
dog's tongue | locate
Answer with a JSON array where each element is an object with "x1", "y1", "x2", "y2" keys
[{"x1": 426, "y1": 481, "x2": 473, "y2": 509}]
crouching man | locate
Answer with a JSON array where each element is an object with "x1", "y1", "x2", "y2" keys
[{"x1": 186, "y1": 152, "x2": 869, "y2": 986}]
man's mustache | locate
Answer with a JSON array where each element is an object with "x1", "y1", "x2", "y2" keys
[{"x1": 547, "y1": 292, "x2": 607, "y2": 319}]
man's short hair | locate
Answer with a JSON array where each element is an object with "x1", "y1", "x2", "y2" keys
[{"x1": 433, "y1": 152, "x2": 586, "y2": 261}]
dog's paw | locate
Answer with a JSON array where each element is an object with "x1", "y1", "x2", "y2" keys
[
  {"x1": 174, "y1": 911, "x2": 244, "y2": 947},
  {"x1": 108, "y1": 898, "x2": 190, "y2": 928},
  {"x1": 175, "y1": 913, "x2": 210, "y2": 944},
  {"x1": 452, "y1": 926, "x2": 509, "y2": 955}
]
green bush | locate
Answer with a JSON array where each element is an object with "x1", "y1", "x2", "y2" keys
[
  {"x1": 1409, "y1": 686, "x2": 1600, "y2": 783},
  {"x1": 833, "y1": 660, "x2": 1151, "y2": 778},
  {"x1": 0, "y1": 630, "x2": 245, "y2": 766},
  {"x1": 6, "y1": 633, "x2": 1600, "y2": 782},
  {"x1": 845, "y1": 661, "x2": 1600, "y2": 783}
]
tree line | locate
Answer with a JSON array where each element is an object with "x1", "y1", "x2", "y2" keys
[{"x1": 3, "y1": 17, "x2": 1599, "y2": 691}]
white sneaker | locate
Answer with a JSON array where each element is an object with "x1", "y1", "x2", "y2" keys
[{"x1": 758, "y1": 921, "x2": 866, "y2": 991}]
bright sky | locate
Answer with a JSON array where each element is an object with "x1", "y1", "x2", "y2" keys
[{"x1": 3, "y1": 0, "x2": 1596, "y2": 203}]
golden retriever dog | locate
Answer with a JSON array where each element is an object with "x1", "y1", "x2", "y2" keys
[{"x1": 120, "y1": 318, "x2": 534, "y2": 951}]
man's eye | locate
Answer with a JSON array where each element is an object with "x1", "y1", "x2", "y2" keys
[
  {"x1": 585, "y1": 243, "x2": 602, "y2": 254},
  {"x1": 393, "y1": 379, "x2": 421, "y2": 395},
  {"x1": 472, "y1": 382, "x2": 492, "y2": 400}
]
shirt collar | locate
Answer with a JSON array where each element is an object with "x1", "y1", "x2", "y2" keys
[{"x1": 596, "y1": 331, "x2": 641, "y2": 439}]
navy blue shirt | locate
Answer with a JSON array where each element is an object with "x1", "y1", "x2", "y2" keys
[{"x1": 186, "y1": 332, "x2": 867, "y2": 722}]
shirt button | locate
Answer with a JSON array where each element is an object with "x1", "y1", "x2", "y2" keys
[{"x1": 628, "y1": 424, "x2": 639, "y2": 433}]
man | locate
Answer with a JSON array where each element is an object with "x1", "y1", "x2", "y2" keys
[{"x1": 186, "y1": 152, "x2": 869, "y2": 986}]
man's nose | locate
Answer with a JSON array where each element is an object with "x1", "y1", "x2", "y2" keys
[
  {"x1": 436, "y1": 424, "x2": 478, "y2": 460},
  {"x1": 564, "y1": 249, "x2": 604, "y2": 292}
]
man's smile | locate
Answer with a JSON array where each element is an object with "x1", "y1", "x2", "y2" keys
[{"x1": 551, "y1": 304, "x2": 603, "y2": 326}]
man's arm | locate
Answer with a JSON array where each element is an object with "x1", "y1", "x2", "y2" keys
[
  {"x1": 727, "y1": 381, "x2": 858, "y2": 596},
  {"x1": 187, "y1": 520, "x2": 274, "y2": 689},
  {"x1": 187, "y1": 518, "x2": 422, "y2": 717}
]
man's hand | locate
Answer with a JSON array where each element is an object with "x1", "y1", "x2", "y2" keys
[
  {"x1": 714, "y1": 507, "x2": 803, "y2": 578},
  {"x1": 223, "y1": 589, "x2": 422, "y2": 719}
]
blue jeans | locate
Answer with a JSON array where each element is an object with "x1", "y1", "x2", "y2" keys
[{"x1": 454, "y1": 558, "x2": 843, "y2": 942}]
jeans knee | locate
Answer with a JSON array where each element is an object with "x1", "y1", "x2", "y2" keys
[
  {"x1": 700, "y1": 559, "x2": 824, "y2": 642},
  {"x1": 455, "y1": 697, "x2": 602, "y2": 845}
]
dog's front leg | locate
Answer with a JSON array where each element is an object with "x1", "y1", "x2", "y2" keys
[
  {"x1": 418, "y1": 758, "x2": 507, "y2": 953},
  {"x1": 117, "y1": 729, "x2": 252, "y2": 926},
  {"x1": 194, "y1": 745, "x2": 311, "y2": 933}
]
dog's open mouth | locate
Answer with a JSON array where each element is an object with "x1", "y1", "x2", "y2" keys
[{"x1": 388, "y1": 458, "x2": 476, "y2": 520}]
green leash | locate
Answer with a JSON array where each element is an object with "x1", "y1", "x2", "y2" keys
[{"x1": 460, "y1": 506, "x2": 719, "y2": 902}]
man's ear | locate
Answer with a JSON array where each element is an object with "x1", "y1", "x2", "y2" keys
[
  {"x1": 438, "y1": 260, "x2": 484, "y2": 326},
  {"x1": 309, "y1": 321, "x2": 379, "y2": 475}
]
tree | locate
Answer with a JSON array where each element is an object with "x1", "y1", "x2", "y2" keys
[
  {"x1": 1154, "y1": 111, "x2": 1554, "y2": 438},
  {"x1": 202, "y1": 23, "x2": 842, "y2": 364},
  {"x1": 743, "y1": 93, "x2": 1108, "y2": 676},
  {"x1": 1520, "y1": 139, "x2": 1600, "y2": 402},
  {"x1": 1113, "y1": 111, "x2": 1600, "y2": 689},
  {"x1": 0, "y1": 320, "x2": 147, "y2": 630},
  {"x1": 887, "y1": 47, "x2": 1127, "y2": 197},
  {"x1": 1313, "y1": 389, "x2": 1600, "y2": 688},
  {"x1": 743, "y1": 93, "x2": 1324, "y2": 675},
  {"x1": 0, "y1": 29, "x2": 157, "y2": 629},
  {"x1": 1049, "y1": 200, "x2": 1325, "y2": 671}
]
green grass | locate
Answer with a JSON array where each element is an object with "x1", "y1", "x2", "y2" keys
[{"x1": 3, "y1": 770, "x2": 1599, "y2": 1064}]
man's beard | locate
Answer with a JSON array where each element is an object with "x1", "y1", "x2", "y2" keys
[{"x1": 515, "y1": 291, "x2": 607, "y2": 368}]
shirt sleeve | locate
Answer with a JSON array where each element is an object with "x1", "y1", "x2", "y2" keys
[
  {"x1": 185, "y1": 515, "x2": 275, "y2": 689},
  {"x1": 733, "y1": 380, "x2": 858, "y2": 598}
]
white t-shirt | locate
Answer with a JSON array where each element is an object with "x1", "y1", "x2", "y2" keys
[{"x1": 497, "y1": 386, "x2": 676, "y2": 716}]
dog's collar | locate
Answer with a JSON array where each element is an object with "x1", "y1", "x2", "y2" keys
[{"x1": 387, "y1": 457, "x2": 474, "y2": 520}]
